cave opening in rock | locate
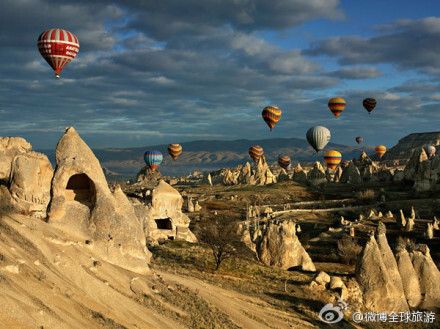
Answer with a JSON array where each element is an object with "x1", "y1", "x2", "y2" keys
[
  {"x1": 155, "y1": 218, "x2": 172, "y2": 230},
  {"x1": 65, "y1": 173, "x2": 96, "y2": 206}
]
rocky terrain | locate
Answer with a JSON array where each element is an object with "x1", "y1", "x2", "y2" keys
[{"x1": 1, "y1": 129, "x2": 440, "y2": 328}]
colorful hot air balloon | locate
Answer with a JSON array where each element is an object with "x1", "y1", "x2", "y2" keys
[
  {"x1": 262, "y1": 106, "x2": 282, "y2": 131},
  {"x1": 425, "y1": 145, "x2": 436, "y2": 159},
  {"x1": 37, "y1": 28, "x2": 79, "y2": 78},
  {"x1": 341, "y1": 160, "x2": 350, "y2": 169},
  {"x1": 144, "y1": 150, "x2": 163, "y2": 169},
  {"x1": 167, "y1": 143, "x2": 182, "y2": 160},
  {"x1": 324, "y1": 151, "x2": 342, "y2": 169},
  {"x1": 363, "y1": 98, "x2": 377, "y2": 114},
  {"x1": 278, "y1": 156, "x2": 291, "y2": 170},
  {"x1": 355, "y1": 136, "x2": 363, "y2": 144},
  {"x1": 249, "y1": 145, "x2": 264, "y2": 163},
  {"x1": 375, "y1": 145, "x2": 386, "y2": 159},
  {"x1": 328, "y1": 97, "x2": 346, "y2": 119},
  {"x1": 306, "y1": 126, "x2": 331, "y2": 154}
]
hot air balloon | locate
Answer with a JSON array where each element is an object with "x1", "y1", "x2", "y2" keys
[
  {"x1": 324, "y1": 151, "x2": 342, "y2": 169},
  {"x1": 167, "y1": 143, "x2": 182, "y2": 160},
  {"x1": 306, "y1": 126, "x2": 331, "y2": 154},
  {"x1": 37, "y1": 28, "x2": 79, "y2": 78},
  {"x1": 341, "y1": 160, "x2": 350, "y2": 169},
  {"x1": 144, "y1": 150, "x2": 163, "y2": 170},
  {"x1": 425, "y1": 145, "x2": 436, "y2": 159},
  {"x1": 355, "y1": 136, "x2": 363, "y2": 144},
  {"x1": 278, "y1": 156, "x2": 291, "y2": 170},
  {"x1": 363, "y1": 98, "x2": 376, "y2": 114},
  {"x1": 328, "y1": 97, "x2": 346, "y2": 119},
  {"x1": 375, "y1": 145, "x2": 386, "y2": 159},
  {"x1": 262, "y1": 106, "x2": 282, "y2": 131},
  {"x1": 249, "y1": 145, "x2": 264, "y2": 163}
]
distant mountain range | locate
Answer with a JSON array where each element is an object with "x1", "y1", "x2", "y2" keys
[{"x1": 40, "y1": 137, "x2": 375, "y2": 179}]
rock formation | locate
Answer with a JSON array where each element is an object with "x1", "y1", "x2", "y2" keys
[
  {"x1": 47, "y1": 127, "x2": 151, "y2": 274},
  {"x1": 136, "y1": 180, "x2": 197, "y2": 245},
  {"x1": 0, "y1": 137, "x2": 32, "y2": 183},
  {"x1": 355, "y1": 231, "x2": 409, "y2": 313},
  {"x1": 8, "y1": 151, "x2": 53, "y2": 218},
  {"x1": 292, "y1": 164, "x2": 307, "y2": 184},
  {"x1": 306, "y1": 162, "x2": 326, "y2": 186},
  {"x1": 256, "y1": 221, "x2": 315, "y2": 272},
  {"x1": 410, "y1": 244, "x2": 440, "y2": 309},
  {"x1": 136, "y1": 166, "x2": 163, "y2": 186},
  {"x1": 395, "y1": 244, "x2": 422, "y2": 308},
  {"x1": 339, "y1": 162, "x2": 362, "y2": 184}
]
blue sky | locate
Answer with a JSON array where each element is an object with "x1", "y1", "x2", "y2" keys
[{"x1": 1, "y1": 0, "x2": 440, "y2": 150}]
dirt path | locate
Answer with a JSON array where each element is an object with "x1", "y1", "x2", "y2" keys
[{"x1": 158, "y1": 270, "x2": 317, "y2": 329}]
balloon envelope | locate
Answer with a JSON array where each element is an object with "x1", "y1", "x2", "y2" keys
[
  {"x1": 38, "y1": 28, "x2": 79, "y2": 78},
  {"x1": 324, "y1": 150, "x2": 342, "y2": 169},
  {"x1": 167, "y1": 143, "x2": 182, "y2": 160},
  {"x1": 262, "y1": 106, "x2": 282, "y2": 131},
  {"x1": 355, "y1": 136, "x2": 363, "y2": 144},
  {"x1": 144, "y1": 150, "x2": 163, "y2": 169},
  {"x1": 249, "y1": 145, "x2": 264, "y2": 163},
  {"x1": 425, "y1": 145, "x2": 436, "y2": 158},
  {"x1": 375, "y1": 145, "x2": 386, "y2": 158},
  {"x1": 328, "y1": 97, "x2": 346, "y2": 119},
  {"x1": 363, "y1": 98, "x2": 377, "y2": 114},
  {"x1": 306, "y1": 126, "x2": 331, "y2": 154},
  {"x1": 278, "y1": 156, "x2": 291, "y2": 169}
]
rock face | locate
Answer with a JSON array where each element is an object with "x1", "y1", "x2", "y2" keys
[
  {"x1": 355, "y1": 231, "x2": 409, "y2": 313},
  {"x1": 140, "y1": 180, "x2": 197, "y2": 244},
  {"x1": 256, "y1": 221, "x2": 315, "y2": 271},
  {"x1": 8, "y1": 152, "x2": 53, "y2": 218},
  {"x1": 0, "y1": 137, "x2": 32, "y2": 183},
  {"x1": 402, "y1": 147, "x2": 440, "y2": 191},
  {"x1": 47, "y1": 127, "x2": 150, "y2": 274}
]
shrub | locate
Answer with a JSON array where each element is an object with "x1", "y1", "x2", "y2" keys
[
  {"x1": 356, "y1": 189, "x2": 375, "y2": 201},
  {"x1": 337, "y1": 235, "x2": 362, "y2": 265}
]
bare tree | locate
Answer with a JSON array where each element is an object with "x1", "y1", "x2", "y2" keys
[{"x1": 198, "y1": 219, "x2": 241, "y2": 271}]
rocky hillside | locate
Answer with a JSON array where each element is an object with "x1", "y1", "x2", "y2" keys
[{"x1": 381, "y1": 132, "x2": 440, "y2": 164}]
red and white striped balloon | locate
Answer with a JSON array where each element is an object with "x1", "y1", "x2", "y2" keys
[{"x1": 37, "y1": 28, "x2": 79, "y2": 78}]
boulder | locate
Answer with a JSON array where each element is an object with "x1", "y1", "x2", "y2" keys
[
  {"x1": 257, "y1": 221, "x2": 315, "y2": 272},
  {"x1": 8, "y1": 152, "x2": 53, "y2": 218},
  {"x1": 47, "y1": 127, "x2": 150, "y2": 274},
  {"x1": 329, "y1": 276, "x2": 344, "y2": 290},
  {"x1": 313, "y1": 271, "x2": 331, "y2": 287}
]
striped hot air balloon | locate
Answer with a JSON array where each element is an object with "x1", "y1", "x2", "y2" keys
[
  {"x1": 425, "y1": 145, "x2": 436, "y2": 159},
  {"x1": 167, "y1": 143, "x2": 182, "y2": 160},
  {"x1": 306, "y1": 126, "x2": 331, "y2": 154},
  {"x1": 278, "y1": 156, "x2": 291, "y2": 170},
  {"x1": 262, "y1": 106, "x2": 282, "y2": 131},
  {"x1": 355, "y1": 136, "x2": 363, "y2": 144},
  {"x1": 249, "y1": 145, "x2": 263, "y2": 163},
  {"x1": 375, "y1": 145, "x2": 386, "y2": 159},
  {"x1": 144, "y1": 150, "x2": 163, "y2": 169},
  {"x1": 363, "y1": 98, "x2": 377, "y2": 114},
  {"x1": 37, "y1": 28, "x2": 79, "y2": 78},
  {"x1": 324, "y1": 151, "x2": 342, "y2": 169},
  {"x1": 328, "y1": 97, "x2": 346, "y2": 119}
]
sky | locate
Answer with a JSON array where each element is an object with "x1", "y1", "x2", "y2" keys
[{"x1": 1, "y1": 0, "x2": 440, "y2": 150}]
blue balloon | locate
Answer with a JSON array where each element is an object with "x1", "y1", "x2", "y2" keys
[{"x1": 144, "y1": 150, "x2": 163, "y2": 169}]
